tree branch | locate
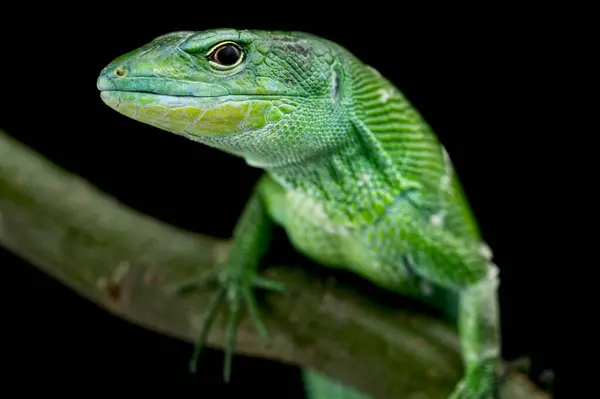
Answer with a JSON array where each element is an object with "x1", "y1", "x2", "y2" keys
[{"x1": 0, "y1": 129, "x2": 547, "y2": 399}]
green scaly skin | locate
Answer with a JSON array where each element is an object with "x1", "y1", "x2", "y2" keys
[{"x1": 97, "y1": 29, "x2": 501, "y2": 399}]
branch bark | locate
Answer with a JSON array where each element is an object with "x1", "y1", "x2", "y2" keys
[{"x1": 0, "y1": 129, "x2": 548, "y2": 399}]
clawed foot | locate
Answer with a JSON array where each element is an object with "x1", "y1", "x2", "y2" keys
[
  {"x1": 171, "y1": 266, "x2": 285, "y2": 380},
  {"x1": 449, "y1": 359, "x2": 500, "y2": 399}
]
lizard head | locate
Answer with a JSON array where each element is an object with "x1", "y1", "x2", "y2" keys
[{"x1": 97, "y1": 29, "x2": 358, "y2": 168}]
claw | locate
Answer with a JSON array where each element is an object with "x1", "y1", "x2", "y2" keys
[
  {"x1": 244, "y1": 286, "x2": 269, "y2": 339},
  {"x1": 224, "y1": 290, "x2": 241, "y2": 382},
  {"x1": 188, "y1": 286, "x2": 227, "y2": 374},
  {"x1": 168, "y1": 274, "x2": 219, "y2": 295},
  {"x1": 252, "y1": 275, "x2": 287, "y2": 292}
]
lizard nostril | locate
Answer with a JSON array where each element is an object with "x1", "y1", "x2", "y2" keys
[{"x1": 115, "y1": 67, "x2": 127, "y2": 77}]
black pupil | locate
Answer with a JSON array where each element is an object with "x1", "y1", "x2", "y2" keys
[{"x1": 215, "y1": 45, "x2": 240, "y2": 66}]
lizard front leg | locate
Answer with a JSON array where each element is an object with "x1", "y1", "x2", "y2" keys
[{"x1": 173, "y1": 176, "x2": 285, "y2": 380}]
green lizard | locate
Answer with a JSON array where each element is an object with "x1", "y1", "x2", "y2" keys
[{"x1": 97, "y1": 29, "x2": 501, "y2": 399}]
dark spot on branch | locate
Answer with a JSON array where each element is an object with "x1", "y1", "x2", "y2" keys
[
  {"x1": 144, "y1": 268, "x2": 160, "y2": 284},
  {"x1": 106, "y1": 279, "x2": 121, "y2": 302}
]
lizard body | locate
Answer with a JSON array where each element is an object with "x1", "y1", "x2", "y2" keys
[{"x1": 98, "y1": 29, "x2": 501, "y2": 399}]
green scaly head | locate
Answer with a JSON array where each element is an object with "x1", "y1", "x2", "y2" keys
[{"x1": 97, "y1": 29, "x2": 357, "y2": 168}]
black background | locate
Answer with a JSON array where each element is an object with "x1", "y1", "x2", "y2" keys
[{"x1": 1, "y1": 6, "x2": 561, "y2": 398}]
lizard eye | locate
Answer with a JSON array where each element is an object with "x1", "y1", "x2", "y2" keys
[{"x1": 207, "y1": 41, "x2": 244, "y2": 69}]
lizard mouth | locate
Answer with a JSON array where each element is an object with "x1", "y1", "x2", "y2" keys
[
  {"x1": 100, "y1": 88, "x2": 196, "y2": 97},
  {"x1": 96, "y1": 74, "x2": 226, "y2": 98},
  {"x1": 96, "y1": 75, "x2": 304, "y2": 100},
  {"x1": 99, "y1": 89, "x2": 294, "y2": 100}
]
